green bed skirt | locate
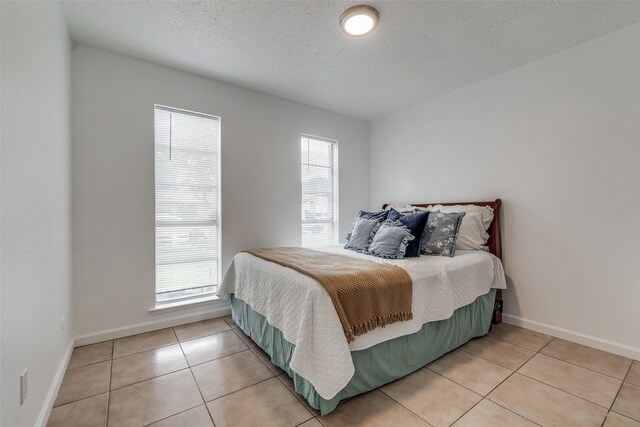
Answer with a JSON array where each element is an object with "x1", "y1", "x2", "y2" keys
[{"x1": 230, "y1": 289, "x2": 495, "y2": 415}]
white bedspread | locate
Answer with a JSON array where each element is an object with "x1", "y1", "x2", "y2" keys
[{"x1": 217, "y1": 246, "x2": 506, "y2": 400}]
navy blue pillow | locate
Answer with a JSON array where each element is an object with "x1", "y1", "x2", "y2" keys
[
  {"x1": 387, "y1": 208, "x2": 429, "y2": 257},
  {"x1": 358, "y1": 210, "x2": 389, "y2": 221}
]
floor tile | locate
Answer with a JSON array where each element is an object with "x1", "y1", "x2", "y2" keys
[
  {"x1": 146, "y1": 405, "x2": 214, "y2": 427},
  {"x1": 180, "y1": 330, "x2": 248, "y2": 366},
  {"x1": 461, "y1": 336, "x2": 535, "y2": 370},
  {"x1": 222, "y1": 315, "x2": 239, "y2": 329},
  {"x1": 54, "y1": 361, "x2": 111, "y2": 407},
  {"x1": 519, "y1": 353, "x2": 622, "y2": 407},
  {"x1": 252, "y1": 346, "x2": 284, "y2": 374},
  {"x1": 541, "y1": 339, "x2": 631, "y2": 380},
  {"x1": 489, "y1": 323, "x2": 552, "y2": 351},
  {"x1": 488, "y1": 373, "x2": 608, "y2": 427},
  {"x1": 232, "y1": 327, "x2": 257, "y2": 349},
  {"x1": 452, "y1": 399, "x2": 537, "y2": 427},
  {"x1": 108, "y1": 369, "x2": 203, "y2": 427},
  {"x1": 380, "y1": 368, "x2": 481, "y2": 427},
  {"x1": 67, "y1": 341, "x2": 113, "y2": 370},
  {"x1": 110, "y1": 344, "x2": 188, "y2": 390},
  {"x1": 46, "y1": 393, "x2": 109, "y2": 427},
  {"x1": 605, "y1": 412, "x2": 640, "y2": 427},
  {"x1": 427, "y1": 349, "x2": 512, "y2": 395},
  {"x1": 278, "y1": 374, "x2": 320, "y2": 416},
  {"x1": 191, "y1": 350, "x2": 273, "y2": 402},
  {"x1": 626, "y1": 361, "x2": 640, "y2": 386},
  {"x1": 299, "y1": 419, "x2": 323, "y2": 427},
  {"x1": 319, "y1": 389, "x2": 429, "y2": 427},
  {"x1": 113, "y1": 328, "x2": 177, "y2": 358},
  {"x1": 207, "y1": 377, "x2": 312, "y2": 427},
  {"x1": 612, "y1": 382, "x2": 640, "y2": 422},
  {"x1": 174, "y1": 318, "x2": 231, "y2": 342}
]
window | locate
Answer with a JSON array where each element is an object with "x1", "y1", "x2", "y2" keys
[
  {"x1": 301, "y1": 135, "x2": 338, "y2": 247},
  {"x1": 154, "y1": 105, "x2": 220, "y2": 304}
]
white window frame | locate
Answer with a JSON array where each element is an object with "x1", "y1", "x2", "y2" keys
[
  {"x1": 153, "y1": 104, "x2": 222, "y2": 306},
  {"x1": 301, "y1": 134, "x2": 339, "y2": 247}
]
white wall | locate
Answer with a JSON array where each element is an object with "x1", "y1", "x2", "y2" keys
[
  {"x1": 72, "y1": 45, "x2": 369, "y2": 338},
  {"x1": 370, "y1": 23, "x2": 640, "y2": 358},
  {"x1": 1, "y1": 2, "x2": 73, "y2": 426}
]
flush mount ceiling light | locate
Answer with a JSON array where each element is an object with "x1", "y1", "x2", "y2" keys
[{"x1": 340, "y1": 5, "x2": 379, "y2": 36}]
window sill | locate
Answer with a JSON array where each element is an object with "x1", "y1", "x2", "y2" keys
[{"x1": 149, "y1": 294, "x2": 222, "y2": 315}]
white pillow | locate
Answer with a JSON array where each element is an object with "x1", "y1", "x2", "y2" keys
[{"x1": 419, "y1": 204, "x2": 494, "y2": 251}]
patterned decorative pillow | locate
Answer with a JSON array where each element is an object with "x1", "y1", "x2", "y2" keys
[
  {"x1": 368, "y1": 220, "x2": 415, "y2": 259},
  {"x1": 421, "y1": 211, "x2": 466, "y2": 257},
  {"x1": 344, "y1": 217, "x2": 381, "y2": 253},
  {"x1": 425, "y1": 205, "x2": 493, "y2": 251},
  {"x1": 387, "y1": 208, "x2": 430, "y2": 258}
]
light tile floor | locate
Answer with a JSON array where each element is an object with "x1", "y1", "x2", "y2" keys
[{"x1": 47, "y1": 318, "x2": 640, "y2": 427}]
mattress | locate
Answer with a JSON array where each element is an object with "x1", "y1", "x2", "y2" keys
[{"x1": 217, "y1": 245, "x2": 506, "y2": 400}]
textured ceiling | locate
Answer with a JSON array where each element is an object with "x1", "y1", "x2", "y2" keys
[{"x1": 62, "y1": 1, "x2": 640, "y2": 120}]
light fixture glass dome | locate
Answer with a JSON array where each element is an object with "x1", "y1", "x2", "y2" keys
[{"x1": 340, "y1": 5, "x2": 379, "y2": 36}]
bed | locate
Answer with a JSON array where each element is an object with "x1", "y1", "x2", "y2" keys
[{"x1": 218, "y1": 199, "x2": 505, "y2": 415}]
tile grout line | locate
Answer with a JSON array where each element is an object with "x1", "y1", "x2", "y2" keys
[
  {"x1": 189, "y1": 347, "x2": 254, "y2": 369},
  {"x1": 422, "y1": 365, "x2": 494, "y2": 399},
  {"x1": 376, "y1": 386, "x2": 436, "y2": 426},
  {"x1": 186, "y1": 346, "x2": 251, "y2": 369},
  {"x1": 446, "y1": 345, "x2": 522, "y2": 371},
  {"x1": 65, "y1": 357, "x2": 114, "y2": 372},
  {"x1": 453, "y1": 335, "x2": 560, "y2": 427},
  {"x1": 113, "y1": 341, "x2": 178, "y2": 360},
  {"x1": 204, "y1": 376, "x2": 275, "y2": 404},
  {"x1": 109, "y1": 366, "x2": 191, "y2": 393},
  {"x1": 111, "y1": 323, "x2": 233, "y2": 361},
  {"x1": 462, "y1": 335, "x2": 631, "y2": 383},
  {"x1": 139, "y1": 404, "x2": 211, "y2": 427},
  {"x1": 133, "y1": 327, "x2": 212, "y2": 427},
  {"x1": 458, "y1": 346, "x2": 531, "y2": 371},
  {"x1": 174, "y1": 323, "x2": 219, "y2": 427},
  {"x1": 488, "y1": 328, "x2": 554, "y2": 352},
  {"x1": 444, "y1": 358, "x2": 528, "y2": 426},
  {"x1": 177, "y1": 328, "x2": 209, "y2": 423},
  {"x1": 536, "y1": 352, "x2": 631, "y2": 382},
  {"x1": 602, "y1": 361, "x2": 635, "y2": 427},
  {"x1": 488, "y1": 399, "x2": 545, "y2": 427},
  {"x1": 232, "y1": 327, "x2": 259, "y2": 350},
  {"x1": 476, "y1": 336, "x2": 553, "y2": 427},
  {"x1": 494, "y1": 337, "x2": 612, "y2": 426},
  {"x1": 249, "y1": 346, "x2": 282, "y2": 375},
  {"x1": 105, "y1": 354, "x2": 113, "y2": 427},
  {"x1": 515, "y1": 369, "x2": 617, "y2": 410},
  {"x1": 107, "y1": 347, "x2": 257, "y2": 394},
  {"x1": 275, "y1": 374, "x2": 319, "y2": 419}
]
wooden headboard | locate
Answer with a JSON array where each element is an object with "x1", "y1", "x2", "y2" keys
[
  {"x1": 381, "y1": 199, "x2": 502, "y2": 260},
  {"x1": 381, "y1": 199, "x2": 504, "y2": 324}
]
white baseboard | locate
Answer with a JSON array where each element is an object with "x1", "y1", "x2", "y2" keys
[
  {"x1": 502, "y1": 313, "x2": 640, "y2": 361},
  {"x1": 35, "y1": 337, "x2": 75, "y2": 427},
  {"x1": 74, "y1": 303, "x2": 231, "y2": 346}
]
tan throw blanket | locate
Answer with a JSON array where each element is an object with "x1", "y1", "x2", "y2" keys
[{"x1": 244, "y1": 247, "x2": 413, "y2": 343}]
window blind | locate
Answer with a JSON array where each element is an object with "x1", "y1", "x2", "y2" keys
[
  {"x1": 155, "y1": 106, "x2": 220, "y2": 303},
  {"x1": 301, "y1": 135, "x2": 338, "y2": 247}
]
